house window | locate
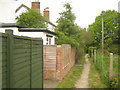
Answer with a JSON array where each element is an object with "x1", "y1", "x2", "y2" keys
[
  {"x1": 49, "y1": 38, "x2": 51, "y2": 45},
  {"x1": 46, "y1": 37, "x2": 48, "y2": 45},
  {"x1": 46, "y1": 35, "x2": 53, "y2": 45},
  {"x1": 46, "y1": 37, "x2": 49, "y2": 45},
  {"x1": 46, "y1": 37, "x2": 48, "y2": 41}
]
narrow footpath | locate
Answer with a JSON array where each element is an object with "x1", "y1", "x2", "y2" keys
[{"x1": 75, "y1": 54, "x2": 91, "y2": 88}]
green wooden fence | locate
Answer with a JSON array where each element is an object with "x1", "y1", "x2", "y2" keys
[
  {"x1": 0, "y1": 32, "x2": 2, "y2": 90},
  {"x1": 0, "y1": 29, "x2": 43, "y2": 88}
]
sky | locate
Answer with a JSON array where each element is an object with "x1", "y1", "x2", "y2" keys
[{"x1": 16, "y1": 0, "x2": 120, "y2": 28}]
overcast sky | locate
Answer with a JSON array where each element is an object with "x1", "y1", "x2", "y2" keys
[{"x1": 16, "y1": 0, "x2": 119, "y2": 28}]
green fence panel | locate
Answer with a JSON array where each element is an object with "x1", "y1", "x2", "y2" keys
[
  {"x1": 31, "y1": 38, "x2": 43, "y2": 88},
  {"x1": 0, "y1": 33, "x2": 1, "y2": 89},
  {"x1": 13, "y1": 36, "x2": 31, "y2": 88},
  {"x1": 0, "y1": 30, "x2": 43, "y2": 89},
  {"x1": 0, "y1": 33, "x2": 8, "y2": 89}
]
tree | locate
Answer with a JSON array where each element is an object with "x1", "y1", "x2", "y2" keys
[
  {"x1": 56, "y1": 2, "x2": 93, "y2": 49},
  {"x1": 55, "y1": 3, "x2": 93, "y2": 63},
  {"x1": 55, "y1": 30, "x2": 79, "y2": 47},
  {"x1": 75, "y1": 29, "x2": 93, "y2": 51},
  {"x1": 55, "y1": 3, "x2": 79, "y2": 47},
  {"x1": 16, "y1": 9, "x2": 48, "y2": 28},
  {"x1": 89, "y1": 10, "x2": 119, "y2": 53},
  {"x1": 56, "y1": 3, "x2": 78, "y2": 36}
]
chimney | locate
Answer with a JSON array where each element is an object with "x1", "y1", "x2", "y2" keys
[
  {"x1": 44, "y1": 7, "x2": 50, "y2": 21},
  {"x1": 31, "y1": 1, "x2": 40, "y2": 13}
]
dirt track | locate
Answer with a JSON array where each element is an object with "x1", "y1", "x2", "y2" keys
[{"x1": 75, "y1": 54, "x2": 91, "y2": 88}]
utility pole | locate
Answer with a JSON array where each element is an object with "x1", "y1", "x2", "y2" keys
[
  {"x1": 102, "y1": 14, "x2": 104, "y2": 55},
  {"x1": 101, "y1": 14, "x2": 104, "y2": 72}
]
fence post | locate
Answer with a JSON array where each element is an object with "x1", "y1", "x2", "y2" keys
[
  {"x1": 91, "y1": 49, "x2": 93, "y2": 57},
  {"x1": 94, "y1": 49, "x2": 96, "y2": 64},
  {"x1": 5, "y1": 29, "x2": 14, "y2": 88},
  {"x1": 30, "y1": 38, "x2": 32, "y2": 88},
  {"x1": 0, "y1": 32, "x2": 2, "y2": 89},
  {"x1": 109, "y1": 53, "x2": 113, "y2": 79}
]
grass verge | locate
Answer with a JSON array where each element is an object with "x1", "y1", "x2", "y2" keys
[
  {"x1": 56, "y1": 57, "x2": 85, "y2": 88},
  {"x1": 56, "y1": 65, "x2": 84, "y2": 88},
  {"x1": 89, "y1": 61, "x2": 107, "y2": 88}
]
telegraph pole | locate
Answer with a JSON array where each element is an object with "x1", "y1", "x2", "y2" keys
[
  {"x1": 102, "y1": 14, "x2": 104, "y2": 55},
  {"x1": 101, "y1": 14, "x2": 104, "y2": 72}
]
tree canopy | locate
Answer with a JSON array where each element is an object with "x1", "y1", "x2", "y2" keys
[
  {"x1": 89, "y1": 10, "x2": 119, "y2": 53},
  {"x1": 55, "y1": 3, "x2": 93, "y2": 63},
  {"x1": 55, "y1": 3, "x2": 92, "y2": 54},
  {"x1": 56, "y1": 3, "x2": 79, "y2": 47},
  {"x1": 16, "y1": 9, "x2": 48, "y2": 28}
]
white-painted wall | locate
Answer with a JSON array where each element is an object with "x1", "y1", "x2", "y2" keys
[
  {"x1": 48, "y1": 24, "x2": 55, "y2": 32},
  {"x1": 51, "y1": 36, "x2": 55, "y2": 45},
  {"x1": 19, "y1": 32, "x2": 45, "y2": 44},
  {"x1": 0, "y1": 28, "x2": 19, "y2": 35},
  {"x1": 0, "y1": 28, "x2": 55, "y2": 45},
  {"x1": 19, "y1": 32, "x2": 55, "y2": 45},
  {"x1": 0, "y1": 0, "x2": 16, "y2": 23}
]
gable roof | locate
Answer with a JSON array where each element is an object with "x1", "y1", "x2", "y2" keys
[
  {"x1": 15, "y1": 4, "x2": 30, "y2": 13},
  {"x1": 48, "y1": 21, "x2": 56, "y2": 27},
  {"x1": 15, "y1": 4, "x2": 57, "y2": 27}
]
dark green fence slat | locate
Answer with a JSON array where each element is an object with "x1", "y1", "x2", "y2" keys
[
  {"x1": 14, "y1": 53, "x2": 30, "y2": 59},
  {"x1": 13, "y1": 66, "x2": 30, "y2": 76},
  {"x1": 31, "y1": 39, "x2": 43, "y2": 88}
]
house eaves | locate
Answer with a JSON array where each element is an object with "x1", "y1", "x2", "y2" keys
[
  {"x1": 0, "y1": 23, "x2": 26, "y2": 28},
  {"x1": 18, "y1": 28, "x2": 58, "y2": 36}
]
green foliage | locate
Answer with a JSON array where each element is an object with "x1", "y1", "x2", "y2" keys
[
  {"x1": 56, "y1": 3, "x2": 92, "y2": 49},
  {"x1": 55, "y1": 30, "x2": 79, "y2": 47},
  {"x1": 56, "y1": 3, "x2": 92, "y2": 63},
  {"x1": 56, "y1": 59, "x2": 85, "y2": 88},
  {"x1": 16, "y1": 9, "x2": 48, "y2": 28},
  {"x1": 92, "y1": 51, "x2": 119, "y2": 88},
  {"x1": 55, "y1": 3, "x2": 80, "y2": 47},
  {"x1": 89, "y1": 61, "x2": 107, "y2": 88},
  {"x1": 107, "y1": 44, "x2": 118, "y2": 54},
  {"x1": 89, "y1": 10, "x2": 119, "y2": 53},
  {"x1": 75, "y1": 30, "x2": 93, "y2": 49},
  {"x1": 56, "y1": 3, "x2": 77, "y2": 36}
]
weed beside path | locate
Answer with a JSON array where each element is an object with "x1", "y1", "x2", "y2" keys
[
  {"x1": 56, "y1": 56, "x2": 85, "y2": 88},
  {"x1": 56, "y1": 65, "x2": 84, "y2": 88},
  {"x1": 89, "y1": 62, "x2": 107, "y2": 88}
]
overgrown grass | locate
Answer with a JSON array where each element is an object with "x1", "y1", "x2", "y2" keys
[
  {"x1": 56, "y1": 56, "x2": 85, "y2": 88},
  {"x1": 90, "y1": 51, "x2": 119, "y2": 88},
  {"x1": 89, "y1": 61, "x2": 107, "y2": 88}
]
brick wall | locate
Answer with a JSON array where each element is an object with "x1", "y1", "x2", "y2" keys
[{"x1": 44, "y1": 45, "x2": 76, "y2": 81}]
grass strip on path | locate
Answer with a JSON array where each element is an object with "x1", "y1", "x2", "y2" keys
[{"x1": 89, "y1": 62, "x2": 107, "y2": 88}]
